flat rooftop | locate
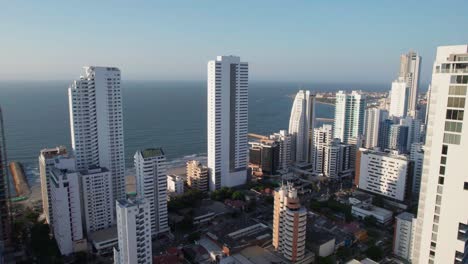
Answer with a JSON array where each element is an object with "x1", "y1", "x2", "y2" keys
[
  {"x1": 88, "y1": 226, "x2": 118, "y2": 243},
  {"x1": 140, "y1": 148, "x2": 164, "y2": 158}
]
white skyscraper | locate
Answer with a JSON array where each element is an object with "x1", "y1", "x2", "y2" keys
[
  {"x1": 364, "y1": 108, "x2": 388, "y2": 149},
  {"x1": 314, "y1": 124, "x2": 333, "y2": 173},
  {"x1": 410, "y1": 143, "x2": 424, "y2": 198},
  {"x1": 68, "y1": 66, "x2": 125, "y2": 203},
  {"x1": 269, "y1": 130, "x2": 292, "y2": 170},
  {"x1": 389, "y1": 77, "x2": 409, "y2": 118},
  {"x1": 207, "y1": 56, "x2": 248, "y2": 190},
  {"x1": 134, "y1": 148, "x2": 169, "y2": 236},
  {"x1": 39, "y1": 146, "x2": 69, "y2": 226},
  {"x1": 49, "y1": 157, "x2": 86, "y2": 255},
  {"x1": 114, "y1": 198, "x2": 152, "y2": 264},
  {"x1": 393, "y1": 212, "x2": 415, "y2": 261},
  {"x1": 323, "y1": 139, "x2": 353, "y2": 179},
  {"x1": 399, "y1": 51, "x2": 421, "y2": 118},
  {"x1": 81, "y1": 167, "x2": 115, "y2": 234},
  {"x1": 334, "y1": 91, "x2": 366, "y2": 144},
  {"x1": 288, "y1": 90, "x2": 316, "y2": 164},
  {"x1": 412, "y1": 45, "x2": 468, "y2": 264}
]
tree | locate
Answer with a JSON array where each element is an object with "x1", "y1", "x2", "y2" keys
[
  {"x1": 364, "y1": 215, "x2": 378, "y2": 227},
  {"x1": 231, "y1": 191, "x2": 244, "y2": 201},
  {"x1": 187, "y1": 232, "x2": 200, "y2": 243},
  {"x1": 365, "y1": 246, "x2": 383, "y2": 261}
]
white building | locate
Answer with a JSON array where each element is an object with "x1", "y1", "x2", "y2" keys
[
  {"x1": 389, "y1": 78, "x2": 409, "y2": 118},
  {"x1": 394, "y1": 212, "x2": 415, "y2": 261},
  {"x1": 114, "y1": 198, "x2": 152, "y2": 264},
  {"x1": 81, "y1": 167, "x2": 114, "y2": 234},
  {"x1": 167, "y1": 174, "x2": 184, "y2": 195},
  {"x1": 49, "y1": 157, "x2": 86, "y2": 255},
  {"x1": 399, "y1": 51, "x2": 421, "y2": 118},
  {"x1": 364, "y1": 108, "x2": 388, "y2": 149},
  {"x1": 288, "y1": 90, "x2": 316, "y2": 164},
  {"x1": 134, "y1": 148, "x2": 169, "y2": 236},
  {"x1": 314, "y1": 125, "x2": 333, "y2": 173},
  {"x1": 410, "y1": 143, "x2": 424, "y2": 197},
  {"x1": 323, "y1": 139, "x2": 353, "y2": 179},
  {"x1": 68, "y1": 66, "x2": 125, "y2": 203},
  {"x1": 269, "y1": 130, "x2": 292, "y2": 170},
  {"x1": 334, "y1": 91, "x2": 366, "y2": 144},
  {"x1": 412, "y1": 45, "x2": 468, "y2": 264},
  {"x1": 207, "y1": 56, "x2": 248, "y2": 190},
  {"x1": 351, "y1": 203, "x2": 393, "y2": 224},
  {"x1": 39, "y1": 146, "x2": 69, "y2": 226},
  {"x1": 272, "y1": 185, "x2": 307, "y2": 263},
  {"x1": 356, "y1": 149, "x2": 410, "y2": 202}
]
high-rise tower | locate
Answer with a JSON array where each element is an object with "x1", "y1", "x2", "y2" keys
[
  {"x1": 68, "y1": 66, "x2": 125, "y2": 202},
  {"x1": 0, "y1": 107, "x2": 11, "y2": 247},
  {"x1": 412, "y1": 45, "x2": 468, "y2": 264},
  {"x1": 399, "y1": 51, "x2": 421, "y2": 118},
  {"x1": 364, "y1": 108, "x2": 388, "y2": 149},
  {"x1": 288, "y1": 90, "x2": 316, "y2": 164},
  {"x1": 334, "y1": 91, "x2": 367, "y2": 144},
  {"x1": 207, "y1": 56, "x2": 248, "y2": 190}
]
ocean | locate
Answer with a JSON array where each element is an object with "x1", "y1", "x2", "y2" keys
[{"x1": 0, "y1": 80, "x2": 387, "y2": 185}]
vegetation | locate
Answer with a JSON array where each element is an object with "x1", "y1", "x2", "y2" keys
[
  {"x1": 363, "y1": 215, "x2": 378, "y2": 227},
  {"x1": 187, "y1": 232, "x2": 200, "y2": 243},
  {"x1": 365, "y1": 245, "x2": 384, "y2": 261},
  {"x1": 210, "y1": 187, "x2": 247, "y2": 201},
  {"x1": 309, "y1": 196, "x2": 353, "y2": 222},
  {"x1": 317, "y1": 256, "x2": 335, "y2": 264},
  {"x1": 249, "y1": 181, "x2": 279, "y2": 192},
  {"x1": 168, "y1": 189, "x2": 205, "y2": 211}
]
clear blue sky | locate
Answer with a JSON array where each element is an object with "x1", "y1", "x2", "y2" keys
[{"x1": 1, "y1": 0, "x2": 467, "y2": 84}]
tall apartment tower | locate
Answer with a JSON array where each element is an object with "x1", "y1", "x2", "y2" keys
[
  {"x1": 412, "y1": 45, "x2": 468, "y2": 264},
  {"x1": 269, "y1": 130, "x2": 292, "y2": 170},
  {"x1": 314, "y1": 124, "x2": 333, "y2": 173},
  {"x1": 323, "y1": 139, "x2": 353, "y2": 179},
  {"x1": 0, "y1": 107, "x2": 10, "y2": 247},
  {"x1": 186, "y1": 160, "x2": 209, "y2": 193},
  {"x1": 207, "y1": 56, "x2": 248, "y2": 191},
  {"x1": 39, "y1": 146, "x2": 69, "y2": 226},
  {"x1": 114, "y1": 198, "x2": 152, "y2": 264},
  {"x1": 334, "y1": 91, "x2": 367, "y2": 144},
  {"x1": 389, "y1": 78, "x2": 409, "y2": 118},
  {"x1": 389, "y1": 124, "x2": 409, "y2": 153},
  {"x1": 134, "y1": 148, "x2": 169, "y2": 236},
  {"x1": 399, "y1": 51, "x2": 421, "y2": 118},
  {"x1": 68, "y1": 66, "x2": 125, "y2": 202},
  {"x1": 364, "y1": 108, "x2": 388, "y2": 149},
  {"x1": 49, "y1": 156, "x2": 86, "y2": 255},
  {"x1": 272, "y1": 184, "x2": 307, "y2": 263},
  {"x1": 410, "y1": 143, "x2": 424, "y2": 198},
  {"x1": 394, "y1": 212, "x2": 416, "y2": 261},
  {"x1": 288, "y1": 90, "x2": 316, "y2": 164},
  {"x1": 81, "y1": 167, "x2": 114, "y2": 234}
]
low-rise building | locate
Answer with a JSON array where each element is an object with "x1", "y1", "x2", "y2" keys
[
  {"x1": 167, "y1": 174, "x2": 184, "y2": 195},
  {"x1": 89, "y1": 226, "x2": 118, "y2": 256},
  {"x1": 186, "y1": 160, "x2": 209, "y2": 193},
  {"x1": 351, "y1": 203, "x2": 393, "y2": 224}
]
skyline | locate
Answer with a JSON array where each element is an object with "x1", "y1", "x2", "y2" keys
[{"x1": 1, "y1": 1, "x2": 468, "y2": 83}]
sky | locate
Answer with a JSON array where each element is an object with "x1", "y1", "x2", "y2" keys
[{"x1": 1, "y1": 0, "x2": 467, "y2": 84}]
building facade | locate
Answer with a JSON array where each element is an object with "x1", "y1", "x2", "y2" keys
[
  {"x1": 356, "y1": 149, "x2": 411, "y2": 202},
  {"x1": 388, "y1": 124, "x2": 409, "y2": 153},
  {"x1": 334, "y1": 91, "x2": 366, "y2": 144},
  {"x1": 314, "y1": 124, "x2": 333, "y2": 174},
  {"x1": 134, "y1": 148, "x2": 169, "y2": 236},
  {"x1": 269, "y1": 130, "x2": 292, "y2": 170},
  {"x1": 399, "y1": 51, "x2": 421, "y2": 118},
  {"x1": 389, "y1": 78, "x2": 409, "y2": 118},
  {"x1": 412, "y1": 45, "x2": 468, "y2": 264},
  {"x1": 50, "y1": 159, "x2": 86, "y2": 255},
  {"x1": 323, "y1": 139, "x2": 353, "y2": 179},
  {"x1": 81, "y1": 167, "x2": 115, "y2": 234},
  {"x1": 409, "y1": 143, "x2": 424, "y2": 197},
  {"x1": 68, "y1": 66, "x2": 125, "y2": 203},
  {"x1": 186, "y1": 160, "x2": 209, "y2": 193},
  {"x1": 393, "y1": 212, "x2": 415, "y2": 261},
  {"x1": 39, "y1": 146, "x2": 69, "y2": 226},
  {"x1": 272, "y1": 185, "x2": 307, "y2": 262},
  {"x1": 167, "y1": 174, "x2": 184, "y2": 195},
  {"x1": 364, "y1": 108, "x2": 388, "y2": 149},
  {"x1": 114, "y1": 198, "x2": 152, "y2": 264},
  {"x1": 207, "y1": 56, "x2": 248, "y2": 190},
  {"x1": 288, "y1": 90, "x2": 316, "y2": 164},
  {"x1": 0, "y1": 107, "x2": 10, "y2": 246}
]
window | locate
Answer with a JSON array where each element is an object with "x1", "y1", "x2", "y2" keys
[
  {"x1": 464, "y1": 182, "x2": 468, "y2": 190},
  {"x1": 451, "y1": 75, "x2": 468, "y2": 84},
  {"x1": 447, "y1": 97, "x2": 466, "y2": 108},
  {"x1": 442, "y1": 145, "x2": 448, "y2": 155},
  {"x1": 438, "y1": 177, "x2": 445, "y2": 185},
  {"x1": 449, "y1": 86, "x2": 467, "y2": 95},
  {"x1": 439, "y1": 166, "x2": 445, "y2": 175},
  {"x1": 446, "y1": 109, "x2": 464, "y2": 121},
  {"x1": 440, "y1": 156, "x2": 447, "y2": 164},
  {"x1": 444, "y1": 121, "x2": 463, "y2": 133},
  {"x1": 443, "y1": 133, "x2": 461, "y2": 145}
]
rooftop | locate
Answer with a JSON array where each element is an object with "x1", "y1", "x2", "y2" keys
[
  {"x1": 396, "y1": 212, "x2": 415, "y2": 221},
  {"x1": 140, "y1": 148, "x2": 164, "y2": 158},
  {"x1": 117, "y1": 197, "x2": 147, "y2": 208},
  {"x1": 88, "y1": 226, "x2": 118, "y2": 243}
]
